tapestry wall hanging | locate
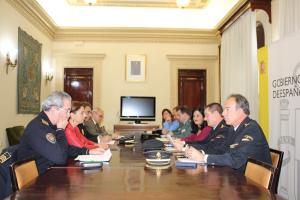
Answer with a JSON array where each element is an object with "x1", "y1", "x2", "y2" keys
[{"x1": 18, "y1": 27, "x2": 42, "y2": 114}]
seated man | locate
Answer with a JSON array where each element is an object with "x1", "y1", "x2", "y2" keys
[
  {"x1": 84, "y1": 107, "x2": 112, "y2": 143},
  {"x1": 17, "y1": 91, "x2": 105, "y2": 174},
  {"x1": 173, "y1": 103, "x2": 229, "y2": 154},
  {"x1": 78, "y1": 102, "x2": 99, "y2": 143},
  {"x1": 185, "y1": 94, "x2": 272, "y2": 173},
  {"x1": 167, "y1": 106, "x2": 192, "y2": 138}
]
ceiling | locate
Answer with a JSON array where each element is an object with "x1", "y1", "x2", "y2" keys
[{"x1": 35, "y1": 0, "x2": 243, "y2": 29}]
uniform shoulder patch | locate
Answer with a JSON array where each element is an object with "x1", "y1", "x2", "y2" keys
[
  {"x1": 0, "y1": 152, "x2": 11, "y2": 164},
  {"x1": 241, "y1": 135, "x2": 254, "y2": 142},
  {"x1": 41, "y1": 119, "x2": 49, "y2": 126},
  {"x1": 46, "y1": 133, "x2": 56, "y2": 144}
]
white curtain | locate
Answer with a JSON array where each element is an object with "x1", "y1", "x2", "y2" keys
[
  {"x1": 220, "y1": 10, "x2": 258, "y2": 120},
  {"x1": 278, "y1": 0, "x2": 300, "y2": 38}
]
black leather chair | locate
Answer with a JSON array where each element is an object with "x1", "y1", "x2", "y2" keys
[{"x1": 6, "y1": 126, "x2": 24, "y2": 146}]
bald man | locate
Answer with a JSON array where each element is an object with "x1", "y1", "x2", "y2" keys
[{"x1": 84, "y1": 107, "x2": 111, "y2": 142}]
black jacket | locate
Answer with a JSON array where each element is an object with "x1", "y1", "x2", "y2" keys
[
  {"x1": 17, "y1": 111, "x2": 89, "y2": 174},
  {"x1": 207, "y1": 117, "x2": 272, "y2": 173}
]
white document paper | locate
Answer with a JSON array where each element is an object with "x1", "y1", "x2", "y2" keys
[{"x1": 75, "y1": 149, "x2": 112, "y2": 162}]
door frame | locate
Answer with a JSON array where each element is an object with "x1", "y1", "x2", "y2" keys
[
  {"x1": 167, "y1": 54, "x2": 219, "y2": 107},
  {"x1": 178, "y1": 69, "x2": 206, "y2": 108},
  {"x1": 53, "y1": 53, "x2": 106, "y2": 108}
]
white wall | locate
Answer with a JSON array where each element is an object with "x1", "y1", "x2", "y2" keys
[
  {"x1": 0, "y1": 0, "x2": 53, "y2": 150},
  {"x1": 52, "y1": 41, "x2": 219, "y2": 132},
  {"x1": 0, "y1": 0, "x2": 219, "y2": 149}
]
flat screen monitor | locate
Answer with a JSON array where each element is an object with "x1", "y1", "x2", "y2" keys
[{"x1": 120, "y1": 96, "x2": 156, "y2": 124}]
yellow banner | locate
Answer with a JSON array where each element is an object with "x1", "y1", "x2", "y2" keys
[{"x1": 258, "y1": 46, "x2": 269, "y2": 141}]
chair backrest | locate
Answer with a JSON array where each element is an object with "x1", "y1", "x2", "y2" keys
[
  {"x1": 270, "y1": 148, "x2": 284, "y2": 193},
  {"x1": 245, "y1": 158, "x2": 276, "y2": 190},
  {"x1": 6, "y1": 126, "x2": 25, "y2": 146},
  {"x1": 10, "y1": 158, "x2": 38, "y2": 191}
]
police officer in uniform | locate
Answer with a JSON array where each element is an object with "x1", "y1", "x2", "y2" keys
[
  {"x1": 186, "y1": 94, "x2": 272, "y2": 173},
  {"x1": 173, "y1": 103, "x2": 229, "y2": 154},
  {"x1": 17, "y1": 91, "x2": 105, "y2": 174},
  {"x1": 0, "y1": 146, "x2": 18, "y2": 199}
]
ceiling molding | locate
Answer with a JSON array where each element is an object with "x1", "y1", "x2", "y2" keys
[
  {"x1": 6, "y1": 0, "x2": 57, "y2": 39},
  {"x1": 6, "y1": 0, "x2": 250, "y2": 43},
  {"x1": 7, "y1": 0, "x2": 219, "y2": 43},
  {"x1": 166, "y1": 55, "x2": 218, "y2": 61},
  {"x1": 54, "y1": 28, "x2": 218, "y2": 43},
  {"x1": 53, "y1": 53, "x2": 106, "y2": 60},
  {"x1": 67, "y1": 0, "x2": 208, "y2": 8},
  {"x1": 215, "y1": 0, "x2": 248, "y2": 30}
]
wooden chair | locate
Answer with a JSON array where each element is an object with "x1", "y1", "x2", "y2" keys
[
  {"x1": 269, "y1": 148, "x2": 284, "y2": 193},
  {"x1": 10, "y1": 158, "x2": 39, "y2": 191},
  {"x1": 245, "y1": 158, "x2": 276, "y2": 190}
]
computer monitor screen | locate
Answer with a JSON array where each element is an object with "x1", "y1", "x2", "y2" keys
[{"x1": 120, "y1": 96, "x2": 156, "y2": 123}]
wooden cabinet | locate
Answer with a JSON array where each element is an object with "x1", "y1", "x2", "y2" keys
[{"x1": 114, "y1": 124, "x2": 159, "y2": 133}]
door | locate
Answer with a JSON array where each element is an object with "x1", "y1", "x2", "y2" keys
[
  {"x1": 178, "y1": 69, "x2": 206, "y2": 109},
  {"x1": 64, "y1": 68, "x2": 93, "y2": 106}
]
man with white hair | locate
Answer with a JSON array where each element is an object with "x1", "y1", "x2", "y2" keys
[
  {"x1": 17, "y1": 91, "x2": 105, "y2": 174},
  {"x1": 84, "y1": 107, "x2": 111, "y2": 143}
]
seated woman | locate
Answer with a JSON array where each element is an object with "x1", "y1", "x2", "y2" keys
[
  {"x1": 180, "y1": 107, "x2": 212, "y2": 142},
  {"x1": 65, "y1": 101, "x2": 108, "y2": 150},
  {"x1": 162, "y1": 108, "x2": 179, "y2": 132}
]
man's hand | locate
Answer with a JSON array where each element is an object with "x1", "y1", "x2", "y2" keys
[
  {"x1": 89, "y1": 147, "x2": 106, "y2": 155},
  {"x1": 185, "y1": 146, "x2": 205, "y2": 162},
  {"x1": 172, "y1": 139, "x2": 185, "y2": 151},
  {"x1": 56, "y1": 117, "x2": 68, "y2": 129}
]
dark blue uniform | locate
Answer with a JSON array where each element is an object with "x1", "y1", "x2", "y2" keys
[
  {"x1": 0, "y1": 146, "x2": 18, "y2": 199},
  {"x1": 189, "y1": 120, "x2": 230, "y2": 154},
  {"x1": 17, "y1": 111, "x2": 89, "y2": 174},
  {"x1": 207, "y1": 117, "x2": 272, "y2": 173}
]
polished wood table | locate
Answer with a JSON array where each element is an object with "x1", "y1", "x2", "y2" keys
[{"x1": 6, "y1": 140, "x2": 284, "y2": 200}]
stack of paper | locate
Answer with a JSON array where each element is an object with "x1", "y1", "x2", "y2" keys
[{"x1": 75, "y1": 149, "x2": 112, "y2": 162}]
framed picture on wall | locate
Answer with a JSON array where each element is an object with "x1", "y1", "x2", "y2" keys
[{"x1": 126, "y1": 54, "x2": 146, "y2": 82}]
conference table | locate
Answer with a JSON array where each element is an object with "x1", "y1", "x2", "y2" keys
[{"x1": 6, "y1": 135, "x2": 284, "y2": 200}]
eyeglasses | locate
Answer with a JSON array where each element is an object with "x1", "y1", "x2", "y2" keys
[{"x1": 58, "y1": 107, "x2": 71, "y2": 115}]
